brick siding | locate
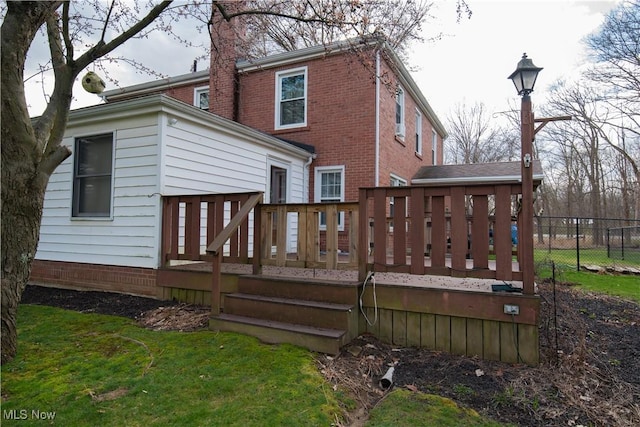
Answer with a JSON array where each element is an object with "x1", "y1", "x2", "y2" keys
[{"x1": 30, "y1": 260, "x2": 158, "y2": 297}]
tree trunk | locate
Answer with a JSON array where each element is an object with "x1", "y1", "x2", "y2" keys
[
  {"x1": 1, "y1": 161, "x2": 47, "y2": 363},
  {"x1": 1, "y1": 1, "x2": 59, "y2": 364}
]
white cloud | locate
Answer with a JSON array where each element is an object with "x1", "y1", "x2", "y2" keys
[{"x1": 410, "y1": 0, "x2": 618, "y2": 118}]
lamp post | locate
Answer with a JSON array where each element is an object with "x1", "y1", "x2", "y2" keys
[{"x1": 508, "y1": 53, "x2": 542, "y2": 295}]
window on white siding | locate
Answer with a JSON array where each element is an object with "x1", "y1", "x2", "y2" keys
[
  {"x1": 194, "y1": 86, "x2": 209, "y2": 110},
  {"x1": 275, "y1": 67, "x2": 307, "y2": 129},
  {"x1": 72, "y1": 133, "x2": 114, "y2": 217},
  {"x1": 315, "y1": 166, "x2": 344, "y2": 230},
  {"x1": 395, "y1": 86, "x2": 405, "y2": 138},
  {"x1": 415, "y1": 109, "x2": 422, "y2": 155},
  {"x1": 432, "y1": 129, "x2": 438, "y2": 165}
]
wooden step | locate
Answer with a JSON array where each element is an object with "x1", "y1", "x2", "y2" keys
[
  {"x1": 223, "y1": 293, "x2": 357, "y2": 331},
  {"x1": 209, "y1": 313, "x2": 346, "y2": 355},
  {"x1": 237, "y1": 275, "x2": 360, "y2": 304}
]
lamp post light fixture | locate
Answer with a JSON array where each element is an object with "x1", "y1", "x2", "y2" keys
[
  {"x1": 508, "y1": 53, "x2": 543, "y2": 97},
  {"x1": 508, "y1": 53, "x2": 542, "y2": 295}
]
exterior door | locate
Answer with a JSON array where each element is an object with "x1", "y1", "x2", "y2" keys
[{"x1": 270, "y1": 166, "x2": 287, "y2": 204}]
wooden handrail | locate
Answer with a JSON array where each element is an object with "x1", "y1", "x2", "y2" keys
[{"x1": 206, "y1": 192, "x2": 263, "y2": 255}]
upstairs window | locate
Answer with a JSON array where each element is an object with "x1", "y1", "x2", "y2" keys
[
  {"x1": 395, "y1": 86, "x2": 405, "y2": 138},
  {"x1": 194, "y1": 86, "x2": 209, "y2": 110},
  {"x1": 415, "y1": 109, "x2": 422, "y2": 155},
  {"x1": 72, "y1": 133, "x2": 114, "y2": 218},
  {"x1": 276, "y1": 67, "x2": 307, "y2": 129}
]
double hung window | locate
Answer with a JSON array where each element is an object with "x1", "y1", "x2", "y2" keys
[
  {"x1": 276, "y1": 67, "x2": 307, "y2": 129},
  {"x1": 315, "y1": 166, "x2": 344, "y2": 230},
  {"x1": 72, "y1": 133, "x2": 114, "y2": 217}
]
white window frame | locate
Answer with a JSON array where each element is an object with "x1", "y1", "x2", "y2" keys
[
  {"x1": 314, "y1": 165, "x2": 345, "y2": 231},
  {"x1": 389, "y1": 174, "x2": 407, "y2": 232},
  {"x1": 395, "y1": 86, "x2": 405, "y2": 138},
  {"x1": 71, "y1": 132, "x2": 115, "y2": 219},
  {"x1": 432, "y1": 129, "x2": 438, "y2": 165},
  {"x1": 266, "y1": 157, "x2": 291, "y2": 204},
  {"x1": 275, "y1": 67, "x2": 308, "y2": 130},
  {"x1": 194, "y1": 86, "x2": 209, "y2": 110},
  {"x1": 415, "y1": 109, "x2": 422, "y2": 155}
]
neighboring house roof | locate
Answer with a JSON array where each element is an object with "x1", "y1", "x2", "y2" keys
[
  {"x1": 67, "y1": 94, "x2": 315, "y2": 158},
  {"x1": 100, "y1": 69, "x2": 209, "y2": 100},
  {"x1": 100, "y1": 37, "x2": 447, "y2": 138},
  {"x1": 411, "y1": 160, "x2": 544, "y2": 186}
]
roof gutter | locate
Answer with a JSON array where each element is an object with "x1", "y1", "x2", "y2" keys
[{"x1": 411, "y1": 173, "x2": 545, "y2": 186}]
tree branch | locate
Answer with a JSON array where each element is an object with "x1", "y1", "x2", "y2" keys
[
  {"x1": 33, "y1": 11, "x2": 68, "y2": 150},
  {"x1": 100, "y1": 1, "x2": 117, "y2": 43},
  {"x1": 37, "y1": 145, "x2": 72, "y2": 182},
  {"x1": 62, "y1": 1, "x2": 73, "y2": 62},
  {"x1": 75, "y1": 1, "x2": 173, "y2": 72},
  {"x1": 212, "y1": 1, "x2": 356, "y2": 27}
]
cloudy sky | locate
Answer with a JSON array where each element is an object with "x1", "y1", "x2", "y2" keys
[
  {"x1": 410, "y1": 0, "x2": 619, "y2": 118},
  {"x1": 24, "y1": 0, "x2": 619, "y2": 120}
]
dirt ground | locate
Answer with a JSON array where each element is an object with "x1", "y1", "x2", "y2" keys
[{"x1": 21, "y1": 281, "x2": 640, "y2": 426}]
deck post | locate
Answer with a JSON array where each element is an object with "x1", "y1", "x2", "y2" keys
[
  {"x1": 520, "y1": 95, "x2": 535, "y2": 295},
  {"x1": 358, "y1": 188, "x2": 369, "y2": 282},
  {"x1": 211, "y1": 252, "x2": 222, "y2": 315}
]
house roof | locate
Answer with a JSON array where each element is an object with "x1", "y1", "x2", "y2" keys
[
  {"x1": 100, "y1": 37, "x2": 447, "y2": 138},
  {"x1": 66, "y1": 94, "x2": 315, "y2": 159},
  {"x1": 100, "y1": 70, "x2": 209, "y2": 100},
  {"x1": 411, "y1": 160, "x2": 544, "y2": 186}
]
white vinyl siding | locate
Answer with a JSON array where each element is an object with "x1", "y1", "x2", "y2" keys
[
  {"x1": 37, "y1": 97, "x2": 310, "y2": 270},
  {"x1": 163, "y1": 123, "x2": 304, "y2": 195},
  {"x1": 38, "y1": 116, "x2": 160, "y2": 268}
]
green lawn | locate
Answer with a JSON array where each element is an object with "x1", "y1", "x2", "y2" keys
[
  {"x1": 2, "y1": 305, "x2": 341, "y2": 426},
  {"x1": 367, "y1": 389, "x2": 504, "y2": 427},
  {"x1": 535, "y1": 247, "x2": 640, "y2": 269},
  {"x1": 2, "y1": 305, "x2": 507, "y2": 426},
  {"x1": 535, "y1": 251, "x2": 640, "y2": 303}
]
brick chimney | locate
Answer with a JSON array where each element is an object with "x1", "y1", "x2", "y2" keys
[{"x1": 209, "y1": 1, "x2": 245, "y2": 120}]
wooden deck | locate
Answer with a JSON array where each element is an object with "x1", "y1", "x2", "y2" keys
[
  {"x1": 159, "y1": 184, "x2": 540, "y2": 364},
  {"x1": 158, "y1": 261, "x2": 539, "y2": 365}
]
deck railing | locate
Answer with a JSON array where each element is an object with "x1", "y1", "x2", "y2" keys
[
  {"x1": 161, "y1": 192, "x2": 261, "y2": 264},
  {"x1": 358, "y1": 185, "x2": 532, "y2": 293},
  {"x1": 259, "y1": 202, "x2": 359, "y2": 270},
  {"x1": 161, "y1": 181, "x2": 535, "y2": 311}
]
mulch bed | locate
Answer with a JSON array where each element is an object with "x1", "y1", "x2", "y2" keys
[{"x1": 21, "y1": 281, "x2": 640, "y2": 426}]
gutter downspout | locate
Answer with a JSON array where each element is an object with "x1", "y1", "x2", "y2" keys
[
  {"x1": 375, "y1": 51, "x2": 381, "y2": 187},
  {"x1": 303, "y1": 154, "x2": 316, "y2": 203}
]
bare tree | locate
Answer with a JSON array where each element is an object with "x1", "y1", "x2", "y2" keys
[
  {"x1": 1, "y1": 0, "x2": 470, "y2": 364},
  {"x1": 584, "y1": 0, "x2": 640, "y2": 219},
  {"x1": 444, "y1": 101, "x2": 516, "y2": 164},
  {"x1": 238, "y1": 0, "x2": 452, "y2": 60}
]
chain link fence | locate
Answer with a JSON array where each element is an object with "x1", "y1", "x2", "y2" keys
[{"x1": 534, "y1": 216, "x2": 640, "y2": 271}]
